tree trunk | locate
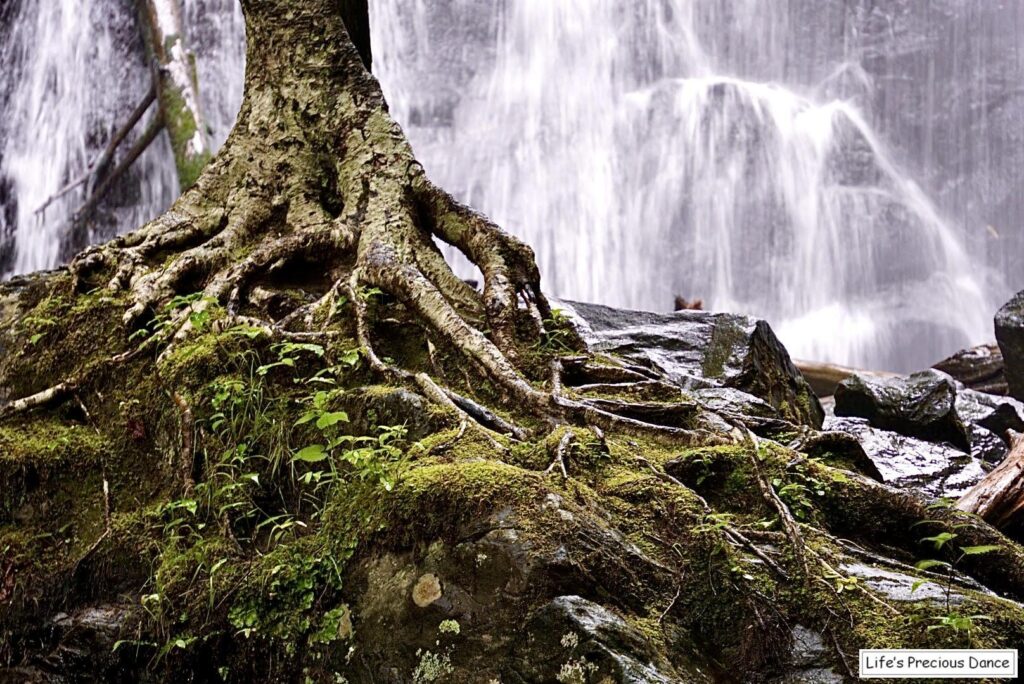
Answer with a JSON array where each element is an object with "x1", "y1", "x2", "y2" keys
[
  {"x1": 72, "y1": 0, "x2": 632, "y2": 434},
  {"x1": 7, "y1": 3, "x2": 1024, "y2": 679},
  {"x1": 137, "y1": 0, "x2": 212, "y2": 188}
]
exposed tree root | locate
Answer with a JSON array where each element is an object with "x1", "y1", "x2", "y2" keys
[
  {"x1": 636, "y1": 456, "x2": 792, "y2": 581},
  {"x1": 0, "y1": 381, "x2": 77, "y2": 417},
  {"x1": 544, "y1": 430, "x2": 575, "y2": 480},
  {"x1": 744, "y1": 429, "x2": 810, "y2": 577},
  {"x1": 172, "y1": 390, "x2": 197, "y2": 492}
]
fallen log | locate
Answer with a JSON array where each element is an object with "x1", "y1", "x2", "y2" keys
[
  {"x1": 957, "y1": 431, "x2": 1024, "y2": 532},
  {"x1": 793, "y1": 359, "x2": 896, "y2": 398},
  {"x1": 932, "y1": 343, "x2": 1007, "y2": 396}
]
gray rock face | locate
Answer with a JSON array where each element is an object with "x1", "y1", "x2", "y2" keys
[
  {"x1": 840, "y1": 563, "x2": 966, "y2": 606},
  {"x1": 996, "y1": 291, "x2": 1024, "y2": 401},
  {"x1": 774, "y1": 626, "x2": 843, "y2": 684},
  {"x1": 0, "y1": 604, "x2": 134, "y2": 683},
  {"x1": 954, "y1": 387, "x2": 1024, "y2": 462},
  {"x1": 834, "y1": 370, "x2": 970, "y2": 452},
  {"x1": 833, "y1": 367, "x2": 1024, "y2": 471},
  {"x1": 515, "y1": 595, "x2": 682, "y2": 683},
  {"x1": 557, "y1": 299, "x2": 823, "y2": 428}
]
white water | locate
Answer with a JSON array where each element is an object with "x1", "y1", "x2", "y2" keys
[
  {"x1": 0, "y1": 0, "x2": 1015, "y2": 372},
  {"x1": 0, "y1": 0, "x2": 177, "y2": 273},
  {"x1": 372, "y1": 0, "x2": 997, "y2": 371}
]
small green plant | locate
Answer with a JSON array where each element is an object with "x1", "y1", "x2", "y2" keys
[
  {"x1": 911, "y1": 499, "x2": 1000, "y2": 643},
  {"x1": 129, "y1": 292, "x2": 218, "y2": 343},
  {"x1": 771, "y1": 460, "x2": 828, "y2": 521},
  {"x1": 537, "y1": 308, "x2": 575, "y2": 353},
  {"x1": 257, "y1": 342, "x2": 326, "y2": 377}
]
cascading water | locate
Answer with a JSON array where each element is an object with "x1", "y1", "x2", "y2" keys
[
  {"x1": 182, "y1": 0, "x2": 246, "y2": 148},
  {"x1": 0, "y1": 0, "x2": 178, "y2": 275},
  {"x1": 372, "y1": 0, "x2": 1001, "y2": 372},
  {"x1": 1, "y1": 0, "x2": 1020, "y2": 373}
]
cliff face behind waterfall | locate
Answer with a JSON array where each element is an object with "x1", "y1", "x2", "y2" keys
[{"x1": 2, "y1": 0, "x2": 1023, "y2": 372}]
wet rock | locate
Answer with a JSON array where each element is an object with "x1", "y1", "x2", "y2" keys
[
  {"x1": 0, "y1": 604, "x2": 136, "y2": 683},
  {"x1": 512, "y1": 595, "x2": 686, "y2": 683},
  {"x1": 955, "y1": 386, "x2": 1024, "y2": 437},
  {"x1": 966, "y1": 424, "x2": 1010, "y2": 464},
  {"x1": 834, "y1": 370, "x2": 970, "y2": 452},
  {"x1": 839, "y1": 563, "x2": 966, "y2": 606},
  {"x1": 996, "y1": 291, "x2": 1024, "y2": 401},
  {"x1": 825, "y1": 417, "x2": 986, "y2": 498},
  {"x1": 954, "y1": 387, "x2": 1024, "y2": 462},
  {"x1": 556, "y1": 299, "x2": 823, "y2": 428},
  {"x1": 791, "y1": 429, "x2": 884, "y2": 481},
  {"x1": 933, "y1": 343, "x2": 1007, "y2": 396},
  {"x1": 772, "y1": 625, "x2": 843, "y2": 684}
]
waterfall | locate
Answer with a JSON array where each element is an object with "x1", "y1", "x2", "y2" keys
[
  {"x1": 0, "y1": 0, "x2": 177, "y2": 274},
  {"x1": 372, "y1": 0, "x2": 1004, "y2": 372},
  {"x1": 2, "y1": 0, "x2": 1021, "y2": 373},
  {"x1": 0, "y1": 0, "x2": 243, "y2": 277}
]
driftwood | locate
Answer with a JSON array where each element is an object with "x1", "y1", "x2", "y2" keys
[
  {"x1": 793, "y1": 359, "x2": 896, "y2": 398},
  {"x1": 957, "y1": 432, "x2": 1024, "y2": 531},
  {"x1": 933, "y1": 343, "x2": 1007, "y2": 396}
]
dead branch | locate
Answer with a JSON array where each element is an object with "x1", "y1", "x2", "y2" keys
[
  {"x1": 35, "y1": 83, "x2": 157, "y2": 216},
  {"x1": 544, "y1": 430, "x2": 574, "y2": 480},
  {"x1": 74, "y1": 115, "x2": 164, "y2": 226},
  {"x1": 0, "y1": 381, "x2": 77, "y2": 417}
]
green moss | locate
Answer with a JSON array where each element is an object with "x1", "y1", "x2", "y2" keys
[
  {"x1": 701, "y1": 318, "x2": 745, "y2": 379},
  {"x1": 157, "y1": 50, "x2": 211, "y2": 189}
]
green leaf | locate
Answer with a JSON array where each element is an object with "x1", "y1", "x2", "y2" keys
[
  {"x1": 28, "y1": 332, "x2": 43, "y2": 345},
  {"x1": 225, "y1": 325, "x2": 264, "y2": 339},
  {"x1": 316, "y1": 411, "x2": 349, "y2": 429},
  {"x1": 921, "y1": 532, "x2": 957, "y2": 549},
  {"x1": 294, "y1": 412, "x2": 317, "y2": 426},
  {"x1": 960, "y1": 544, "x2": 1001, "y2": 556},
  {"x1": 293, "y1": 445, "x2": 328, "y2": 463},
  {"x1": 910, "y1": 579, "x2": 930, "y2": 593},
  {"x1": 915, "y1": 559, "x2": 950, "y2": 571}
]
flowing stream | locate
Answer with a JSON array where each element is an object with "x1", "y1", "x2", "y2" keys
[{"x1": 2, "y1": 0, "x2": 1022, "y2": 372}]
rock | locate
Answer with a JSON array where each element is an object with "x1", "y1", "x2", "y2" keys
[
  {"x1": 834, "y1": 370, "x2": 970, "y2": 452},
  {"x1": 996, "y1": 291, "x2": 1024, "y2": 401},
  {"x1": 833, "y1": 368, "x2": 1024, "y2": 463},
  {"x1": 791, "y1": 429, "x2": 884, "y2": 482},
  {"x1": 955, "y1": 387, "x2": 1024, "y2": 436},
  {"x1": 513, "y1": 595, "x2": 689, "y2": 683},
  {"x1": 825, "y1": 417, "x2": 986, "y2": 498},
  {"x1": 773, "y1": 626, "x2": 843, "y2": 684},
  {"x1": 0, "y1": 604, "x2": 136, "y2": 683},
  {"x1": 965, "y1": 424, "x2": 1010, "y2": 464},
  {"x1": 839, "y1": 563, "x2": 966, "y2": 606},
  {"x1": 556, "y1": 299, "x2": 823, "y2": 428},
  {"x1": 933, "y1": 343, "x2": 1007, "y2": 395},
  {"x1": 954, "y1": 387, "x2": 1024, "y2": 462}
]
